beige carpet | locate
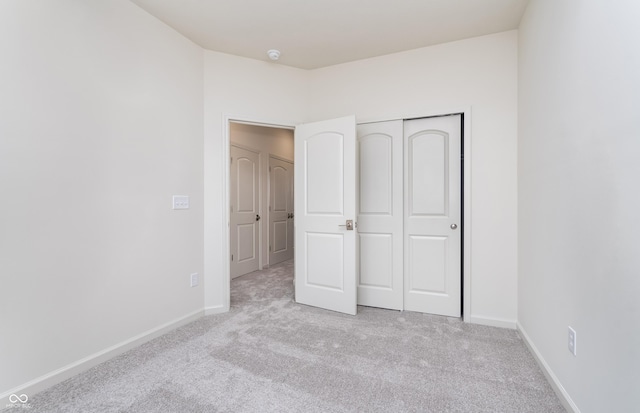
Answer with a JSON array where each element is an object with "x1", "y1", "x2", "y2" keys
[{"x1": 25, "y1": 260, "x2": 565, "y2": 412}]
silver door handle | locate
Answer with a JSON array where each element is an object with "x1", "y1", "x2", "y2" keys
[
  {"x1": 450, "y1": 224, "x2": 457, "y2": 230},
  {"x1": 339, "y1": 220, "x2": 354, "y2": 230}
]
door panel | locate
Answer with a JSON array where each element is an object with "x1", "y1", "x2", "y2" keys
[
  {"x1": 404, "y1": 115, "x2": 461, "y2": 317},
  {"x1": 273, "y1": 221, "x2": 288, "y2": 252},
  {"x1": 306, "y1": 232, "x2": 344, "y2": 290},
  {"x1": 269, "y1": 157, "x2": 294, "y2": 265},
  {"x1": 408, "y1": 235, "x2": 447, "y2": 293},
  {"x1": 237, "y1": 224, "x2": 257, "y2": 262},
  {"x1": 357, "y1": 121, "x2": 403, "y2": 310},
  {"x1": 306, "y1": 133, "x2": 343, "y2": 214},
  {"x1": 237, "y1": 158, "x2": 257, "y2": 212},
  {"x1": 295, "y1": 116, "x2": 357, "y2": 315},
  {"x1": 410, "y1": 133, "x2": 448, "y2": 215},
  {"x1": 359, "y1": 233, "x2": 393, "y2": 288},
  {"x1": 360, "y1": 134, "x2": 392, "y2": 214},
  {"x1": 230, "y1": 145, "x2": 260, "y2": 278}
]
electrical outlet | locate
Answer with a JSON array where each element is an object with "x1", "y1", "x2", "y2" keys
[
  {"x1": 190, "y1": 273, "x2": 199, "y2": 287},
  {"x1": 568, "y1": 326, "x2": 577, "y2": 356}
]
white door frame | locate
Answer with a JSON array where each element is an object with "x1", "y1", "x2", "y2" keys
[
  {"x1": 221, "y1": 114, "x2": 297, "y2": 312},
  {"x1": 220, "y1": 108, "x2": 472, "y2": 323}
]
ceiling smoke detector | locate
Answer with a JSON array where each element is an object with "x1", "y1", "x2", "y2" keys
[{"x1": 267, "y1": 49, "x2": 280, "y2": 61}]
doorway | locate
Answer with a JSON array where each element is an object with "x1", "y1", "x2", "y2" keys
[{"x1": 228, "y1": 122, "x2": 295, "y2": 280}]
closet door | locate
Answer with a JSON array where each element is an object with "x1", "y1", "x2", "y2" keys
[
  {"x1": 404, "y1": 115, "x2": 461, "y2": 317},
  {"x1": 357, "y1": 121, "x2": 403, "y2": 310}
]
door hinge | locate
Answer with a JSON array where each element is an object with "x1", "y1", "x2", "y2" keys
[
  {"x1": 230, "y1": 157, "x2": 233, "y2": 164},
  {"x1": 269, "y1": 205, "x2": 271, "y2": 211},
  {"x1": 230, "y1": 205, "x2": 233, "y2": 213},
  {"x1": 231, "y1": 254, "x2": 234, "y2": 262},
  {"x1": 269, "y1": 244, "x2": 272, "y2": 251}
]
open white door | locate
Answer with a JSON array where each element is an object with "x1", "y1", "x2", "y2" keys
[{"x1": 294, "y1": 116, "x2": 357, "y2": 315}]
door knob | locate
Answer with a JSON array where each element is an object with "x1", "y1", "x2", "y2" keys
[
  {"x1": 339, "y1": 220, "x2": 354, "y2": 230},
  {"x1": 450, "y1": 223, "x2": 457, "y2": 230},
  {"x1": 256, "y1": 214, "x2": 261, "y2": 221}
]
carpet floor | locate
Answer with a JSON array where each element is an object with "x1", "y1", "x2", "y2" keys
[{"x1": 24, "y1": 260, "x2": 565, "y2": 412}]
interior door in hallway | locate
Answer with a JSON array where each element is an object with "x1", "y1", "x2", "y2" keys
[
  {"x1": 269, "y1": 156, "x2": 294, "y2": 265},
  {"x1": 294, "y1": 115, "x2": 357, "y2": 315},
  {"x1": 230, "y1": 145, "x2": 260, "y2": 279},
  {"x1": 357, "y1": 120, "x2": 403, "y2": 311},
  {"x1": 404, "y1": 115, "x2": 461, "y2": 317}
]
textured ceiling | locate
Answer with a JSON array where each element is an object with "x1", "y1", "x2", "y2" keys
[{"x1": 131, "y1": 0, "x2": 529, "y2": 69}]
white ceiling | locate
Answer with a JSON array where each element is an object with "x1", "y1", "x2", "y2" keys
[{"x1": 130, "y1": 0, "x2": 530, "y2": 70}]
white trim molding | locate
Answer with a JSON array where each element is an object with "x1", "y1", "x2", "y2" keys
[
  {"x1": 204, "y1": 305, "x2": 227, "y2": 315},
  {"x1": 517, "y1": 322, "x2": 581, "y2": 413},
  {"x1": 467, "y1": 315, "x2": 517, "y2": 330},
  {"x1": 0, "y1": 309, "x2": 204, "y2": 407}
]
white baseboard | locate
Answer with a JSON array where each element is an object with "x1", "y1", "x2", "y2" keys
[
  {"x1": 204, "y1": 304, "x2": 228, "y2": 315},
  {"x1": 517, "y1": 322, "x2": 580, "y2": 413},
  {"x1": 0, "y1": 309, "x2": 204, "y2": 408},
  {"x1": 467, "y1": 315, "x2": 517, "y2": 329}
]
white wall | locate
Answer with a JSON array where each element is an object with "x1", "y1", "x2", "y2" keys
[
  {"x1": 308, "y1": 31, "x2": 519, "y2": 326},
  {"x1": 203, "y1": 51, "x2": 308, "y2": 312},
  {"x1": 518, "y1": 1, "x2": 640, "y2": 411},
  {"x1": 0, "y1": 0, "x2": 204, "y2": 399},
  {"x1": 230, "y1": 123, "x2": 294, "y2": 270}
]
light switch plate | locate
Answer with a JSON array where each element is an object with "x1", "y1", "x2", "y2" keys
[
  {"x1": 172, "y1": 195, "x2": 189, "y2": 210},
  {"x1": 190, "y1": 273, "x2": 199, "y2": 287}
]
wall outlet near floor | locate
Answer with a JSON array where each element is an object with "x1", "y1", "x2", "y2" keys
[
  {"x1": 568, "y1": 326, "x2": 577, "y2": 356},
  {"x1": 190, "y1": 273, "x2": 199, "y2": 287}
]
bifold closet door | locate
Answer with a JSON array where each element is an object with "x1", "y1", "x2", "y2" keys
[
  {"x1": 404, "y1": 115, "x2": 461, "y2": 317},
  {"x1": 357, "y1": 121, "x2": 403, "y2": 310}
]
